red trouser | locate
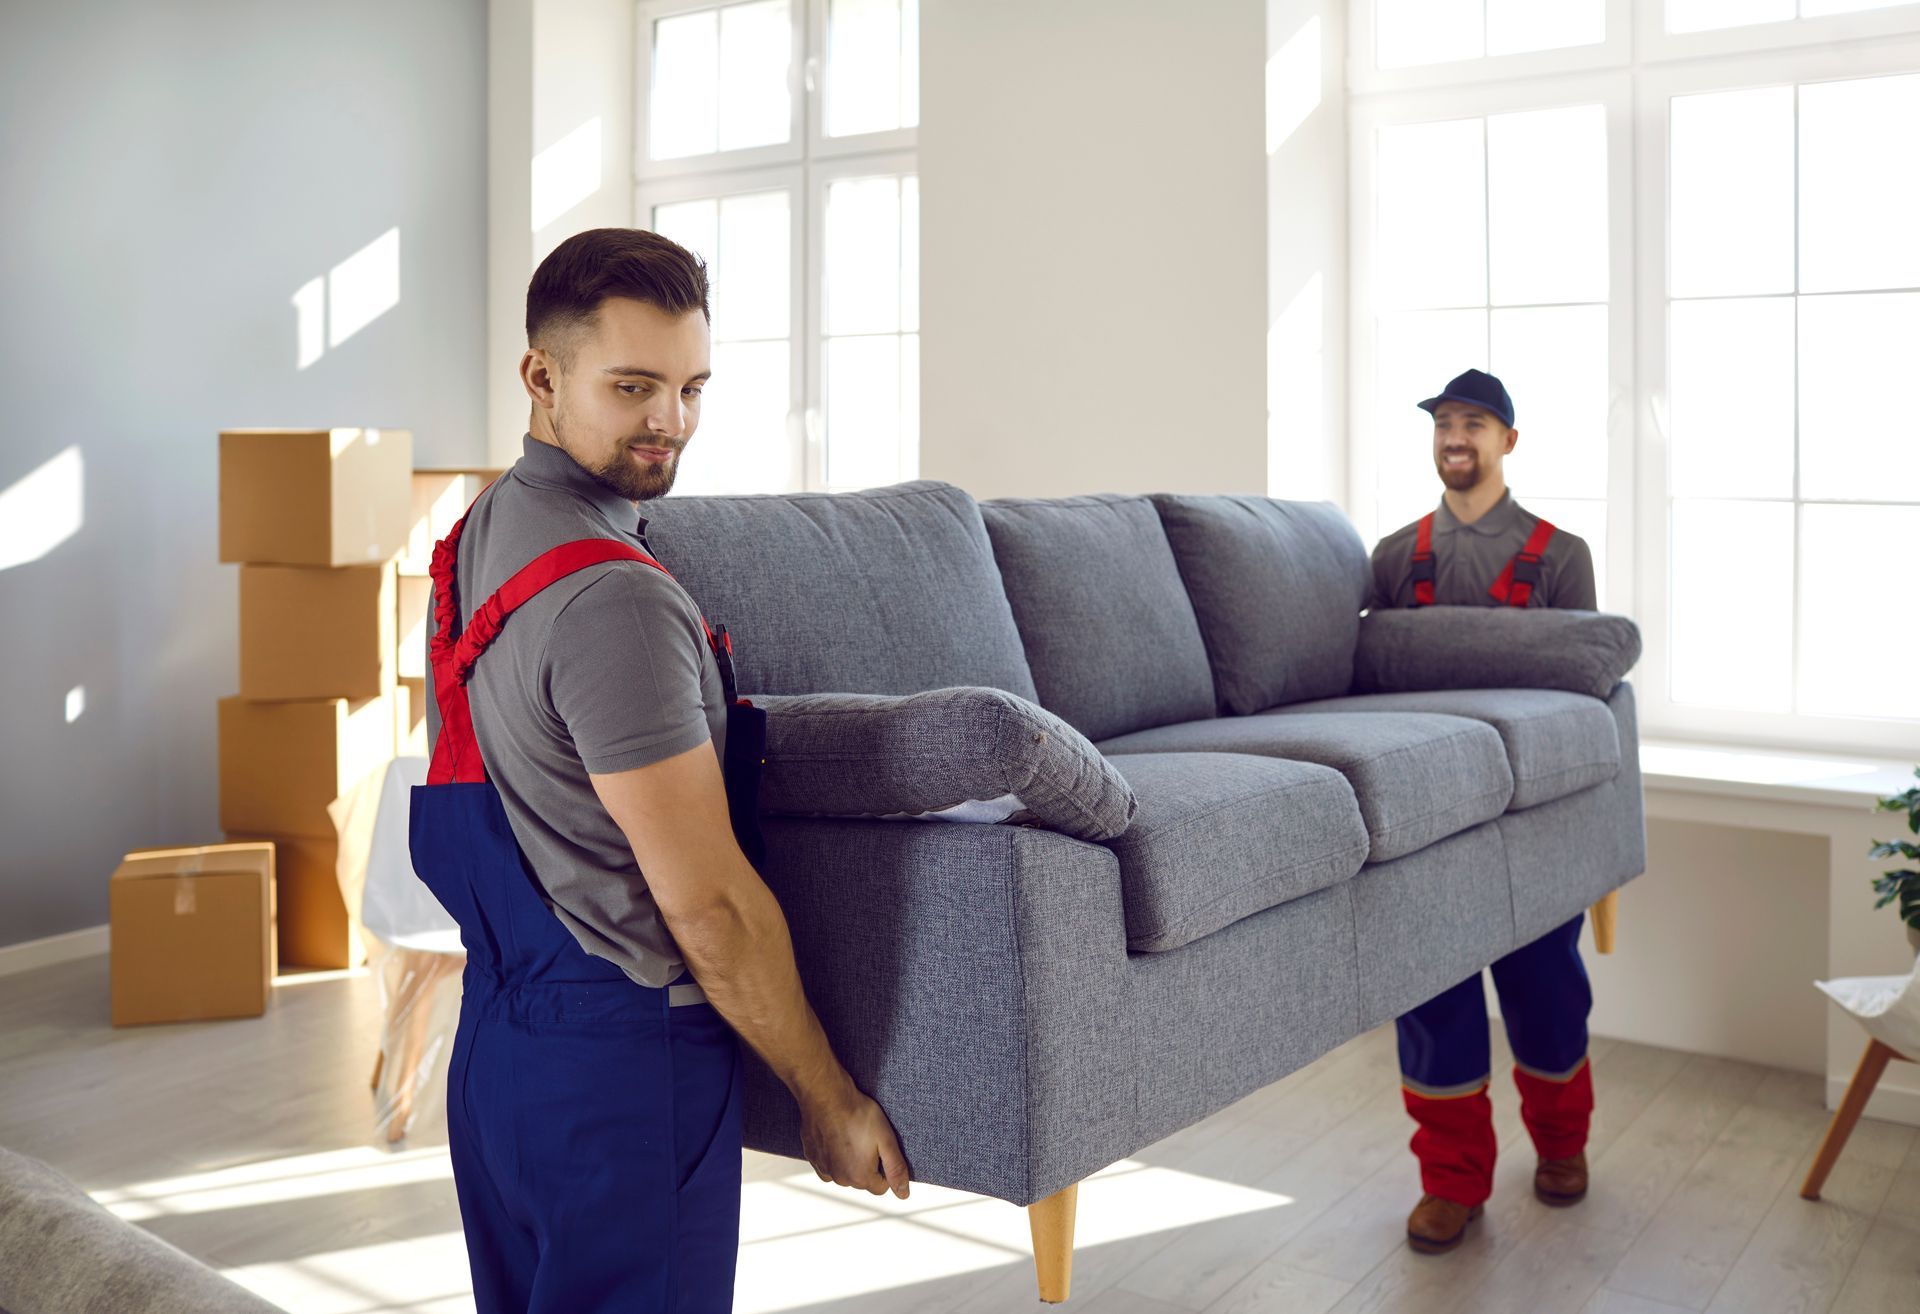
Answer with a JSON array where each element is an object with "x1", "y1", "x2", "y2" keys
[{"x1": 1397, "y1": 914, "x2": 1593, "y2": 1207}]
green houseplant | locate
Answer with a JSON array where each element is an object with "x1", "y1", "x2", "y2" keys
[{"x1": 1871, "y1": 767, "x2": 1920, "y2": 953}]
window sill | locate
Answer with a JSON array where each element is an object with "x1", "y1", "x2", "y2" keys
[{"x1": 1641, "y1": 738, "x2": 1915, "y2": 809}]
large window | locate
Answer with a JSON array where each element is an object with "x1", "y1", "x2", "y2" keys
[
  {"x1": 635, "y1": 0, "x2": 918, "y2": 494},
  {"x1": 1353, "y1": 3, "x2": 1920, "y2": 754}
]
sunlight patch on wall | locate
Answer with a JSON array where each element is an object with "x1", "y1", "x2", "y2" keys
[{"x1": 0, "y1": 446, "x2": 84, "y2": 572}]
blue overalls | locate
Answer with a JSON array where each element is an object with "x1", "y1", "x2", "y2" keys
[{"x1": 411, "y1": 519, "x2": 767, "y2": 1313}]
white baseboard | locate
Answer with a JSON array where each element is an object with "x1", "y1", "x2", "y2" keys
[
  {"x1": 0, "y1": 925, "x2": 109, "y2": 978},
  {"x1": 1829, "y1": 1072, "x2": 1920, "y2": 1128}
]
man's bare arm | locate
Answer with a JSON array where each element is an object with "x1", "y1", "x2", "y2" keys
[{"x1": 590, "y1": 741, "x2": 909, "y2": 1198}]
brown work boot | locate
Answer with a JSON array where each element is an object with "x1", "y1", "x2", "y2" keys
[
  {"x1": 1534, "y1": 1153, "x2": 1589, "y2": 1206},
  {"x1": 1406, "y1": 1194, "x2": 1484, "y2": 1255}
]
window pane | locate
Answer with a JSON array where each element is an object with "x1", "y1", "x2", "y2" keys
[
  {"x1": 716, "y1": 191, "x2": 791, "y2": 341},
  {"x1": 1669, "y1": 87, "x2": 1794, "y2": 298},
  {"x1": 828, "y1": 0, "x2": 917, "y2": 137},
  {"x1": 651, "y1": 11, "x2": 720, "y2": 160},
  {"x1": 825, "y1": 334, "x2": 907, "y2": 489},
  {"x1": 1375, "y1": 0, "x2": 1483, "y2": 69},
  {"x1": 1375, "y1": 309, "x2": 1488, "y2": 516},
  {"x1": 1670, "y1": 500, "x2": 1794, "y2": 711},
  {"x1": 718, "y1": 0, "x2": 792, "y2": 152},
  {"x1": 1486, "y1": 0, "x2": 1605, "y2": 56},
  {"x1": 1803, "y1": 0, "x2": 1917, "y2": 14},
  {"x1": 1522, "y1": 497, "x2": 1608, "y2": 607},
  {"x1": 1799, "y1": 292, "x2": 1920, "y2": 501},
  {"x1": 1799, "y1": 74, "x2": 1920, "y2": 294},
  {"x1": 1490, "y1": 305, "x2": 1608, "y2": 499},
  {"x1": 1666, "y1": 0, "x2": 1793, "y2": 32},
  {"x1": 900, "y1": 176, "x2": 920, "y2": 334},
  {"x1": 678, "y1": 340, "x2": 793, "y2": 494},
  {"x1": 1487, "y1": 105, "x2": 1607, "y2": 305},
  {"x1": 652, "y1": 199, "x2": 719, "y2": 271},
  {"x1": 1799, "y1": 504, "x2": 1920, "y2": 719},
  {"x1": 1668, "y1": 297, "x2": 1794, "y2": 499},
  {"x1": 825, "y1": 175, "x2": 905, "y2": 336},
  {"x1": 1376, "y1": 118, "x2": 1486, "y2": 310}
]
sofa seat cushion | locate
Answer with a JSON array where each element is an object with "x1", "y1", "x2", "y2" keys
[
  {"x1": 1272, "y1": 689, "x2": 1620, "y2": 811},
  {"x1": 1099, "y1": 712, "x2": 1512, "y2": 862},
  {"x1": 1104, "y1": 752, "x2": 1369, "y2": 952}
]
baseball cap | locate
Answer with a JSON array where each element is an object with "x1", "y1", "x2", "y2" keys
[{"x1": 1418, "y1": 368, "x2": 1515, "y2": 429}]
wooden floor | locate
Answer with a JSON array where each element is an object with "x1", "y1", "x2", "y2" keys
[{"x1": 4, "y1": 955, "x2": 1919, "y2": 1314}]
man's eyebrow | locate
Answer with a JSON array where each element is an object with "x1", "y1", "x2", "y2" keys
[{"x1": 601, "y1": 366, "x2": 713, "y2": 382}]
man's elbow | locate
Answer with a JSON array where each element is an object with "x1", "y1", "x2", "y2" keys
[{"x1": 655, "y1": 879, "x2": 755, "y2": 964}]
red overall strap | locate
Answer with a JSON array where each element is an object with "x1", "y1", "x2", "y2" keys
[
  {"x1": 1488, "y1": 519, "x2": 1557, "y2": 608},
  {"x1": 1409, "y1": 513, "x2": 1437, "y2": 607},
  {"x1": 426, "y1": 522, "x2": 709, "y2": 786}
]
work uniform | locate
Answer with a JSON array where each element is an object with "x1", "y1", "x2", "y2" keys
[
  {"x1": 414, "y1": 435, "x2": 763, "y2": 1312},
  {"x1": 1369, "y1": 489, "x2": 1598, "y2": 1208}
]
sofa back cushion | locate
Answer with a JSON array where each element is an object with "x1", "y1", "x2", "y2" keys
[
  {"x1": 981, "y1": 495, "x2": 1216, "y2": 741},
  {"x1": 1151, "y1": 495, "x2": 1370, "y2": 715},
  {"x1": 644, "y1": 481, "x2": 1039, "y2": 701}
]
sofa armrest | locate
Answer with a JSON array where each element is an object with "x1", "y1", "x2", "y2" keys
[{"x1": 1352, "y1": 606, "x2": 1641, "y2": 700}]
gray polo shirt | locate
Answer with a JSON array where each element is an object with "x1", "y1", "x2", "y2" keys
[
  {"x1": 1369, "y1": 490, "x2": 1596, "y2": 611},
  {"x1": 424, "y1": 434, "x2": 728, "y2": 988}
]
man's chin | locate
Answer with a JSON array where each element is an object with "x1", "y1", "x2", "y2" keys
[{"x1": 1438, "y1": 465, "x2": 1479, "y2": 492}]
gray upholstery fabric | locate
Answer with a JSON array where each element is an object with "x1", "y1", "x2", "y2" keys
[
  {"x1": 1275, "y1": 688, "x2": 1620, "y2": 811},
  {"x1": 1098, "y1": 711, "x2": 1512, "y2": 863},
  {"x1": 1103, "y1": 753, "x2": 1369, "y2": 952},
  {"x1": 1353, "y1": 606, "x2": 1643, "y2": 701},
  {"x1": 1500, "y1": 682, "x2": 1647, "y2": 942},
  {"x1": 642, "y1": 481, "x2": 1040, "y2": 701},
  {"x1": 981, "y1": 495, "x2": 1216, "y2": 741},
  {"x1": 0, "y1": 1146, "x2": 286, "y2": 1314},
  {"x1": 754, "y1": 687, "x2": 1136, "y2": 841},
  {"x1": 1150, "y1": 495, "x2": 1371, "y2": 715},
  {"x1": 1348, "y1": 822, "x2": 1516, "y2": 1029}
]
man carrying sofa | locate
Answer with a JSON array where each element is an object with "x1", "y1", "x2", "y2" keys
[{"x1": 1368, "y1": 368, "x2": 1600, "y2": 1255}]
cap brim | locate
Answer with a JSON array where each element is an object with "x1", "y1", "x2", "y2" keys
[{"x1": 1417, "y1": 393, "x2": 1509, "y2": 425}]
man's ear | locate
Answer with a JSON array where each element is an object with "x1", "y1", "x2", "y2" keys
[
  {"x1": 521, "y1": 348, "x2": 560, "y2": 408},
  {"x1": 1505, "y1": 425, "x2": 1519, "y2": 455}
]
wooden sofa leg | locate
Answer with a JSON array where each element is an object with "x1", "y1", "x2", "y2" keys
[
  {"x1": 1590, "y1": 890, "x2": 1619, "y2": 955},
  {"x1": 1802, "y1": 1039, "x2": 1899, "y2": 1200},
  {"x1": 1028, "y1": 1183, "x2": 1079, "y2": 1304}
]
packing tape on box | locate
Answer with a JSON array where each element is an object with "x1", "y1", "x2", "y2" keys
[
  {"x1": 177, "y1": 852, "x2": 204, "y2": 876},
  {"x1": 174, "y1": 878, "x2": 197, "y2": 916}
]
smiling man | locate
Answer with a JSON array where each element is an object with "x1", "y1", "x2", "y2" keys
[
  {"x1": 1366, "y1": 367, "x2": 1600, "y2": 1257},
  {"x1": 419, "y1": 228, "x2": 907, "y2": 1313}
]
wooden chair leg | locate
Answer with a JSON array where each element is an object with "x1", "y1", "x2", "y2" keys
[
  {"x1": 1590, "y1": 890, "x2": 1618, "y2": 955},
  {"x1": 1028, "y1": 1183, "x2": 1079, "y2": 1304},
  {"x1": 1802, "y1": 1039, "x2": 1897, "y2": 1200},
  {"x1": 369, "y1": 1047, "x2": 385, "y2": 1091}
]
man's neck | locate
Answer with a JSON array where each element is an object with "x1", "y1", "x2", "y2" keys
[{"x1": 1442, "y1": 476, "x2": 1508, "y2": 526}]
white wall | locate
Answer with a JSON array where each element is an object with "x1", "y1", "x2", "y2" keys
[
  {"x1": 0, "y1": 0, "x2": 488, "y2": 950},
  {"x1": 1265, "y1": 0, "x2": 1348, "y2": 506},
  {"x1": 918, "y1": 0, "x2": 1269, "y2": 500}
]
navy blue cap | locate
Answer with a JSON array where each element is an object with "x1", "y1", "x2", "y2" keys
[{"x1": 1418, "y1": 368, "x2": 1514, "y2": 428}]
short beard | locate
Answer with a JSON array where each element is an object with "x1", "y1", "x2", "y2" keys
[
  {"x1": 554, "y1": 407, "x2": 680, "y2": 502},
  {"x1": 1437, "y1": 456, "x2": 1480, "y2": 491}
]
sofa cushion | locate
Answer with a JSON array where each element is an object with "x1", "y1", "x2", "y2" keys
[
  {"x1": 1274, "y1": 689, "x2": 1620, "y2": 811},
  {"x1": 754, "y1": 687, "x2": 1137, "y2": 841},
  {"x1": 643, "y1": 481, "x2": 1039, "y2": 701},
  {"x1": 1150, "y1": 495, "x2": 1371, "y2": 715},
  {"x1": 1099, "y1": 711, "x2": 1512, "y2": 862},
  {"x1": 1353, "y1": 606, "x2": 1643, "y2": 701},
  {"x1": 982, "y1": 495, "x2": 1216, "y2": 741},
  {"x1": 1105, "y1": 752, "x2": 1369, "y2": 952}
]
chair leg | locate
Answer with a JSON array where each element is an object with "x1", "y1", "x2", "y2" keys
[
  {"x1": 1027, "y1": 1183, "x2": 1079, "y2": 1304},
  {"x1": 1590, "y1": 890, "x2": 1619, "y2": 955},
  {"x1": 1802, "y1": 1039, "x2": 1897, "y2": 1201},
  {"x1": 369, "y1": 1047, "x2": 385, "y2": 1092}
]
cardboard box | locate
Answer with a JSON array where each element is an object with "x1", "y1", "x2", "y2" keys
[
  {"x1": 226, "y1": 833, "x2": 365, "y2": 970},
  {"x1": 400, "y1": 468, "x2": 503, "y2": 576},
  {"x1": 218, "y1": 692, "x2": 396, "y2": 838},
  {"x1": 220, "y1": 428, "x2": 413, "y2": 567},
  {"x1": 397, "y1": 572, "x2": 432, "y2": 681},
  {"x1": 110, "y1": 843, "x2": 276, "y2": 1026},
  {"x1": 240, "y1": 561, "x2": 397, "y2": 701},
  {"x1": 399, "y1": 676, "x2": 428, "y2": 757}
]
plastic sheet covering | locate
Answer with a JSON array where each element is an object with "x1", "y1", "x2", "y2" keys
[{"x1": 1816, "y1": 951, "x2": 1920, "y2": 1062}]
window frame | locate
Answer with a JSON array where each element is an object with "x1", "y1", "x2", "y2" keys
[
  {"x1": 633, "y1": 0, "x2": 809, "y2": 180},
  {"x1": 1348, "y1": 0, "x2": 1633, "y2": 96},
  {"x1": 1635, "y1": 0, "x2": 1920, "y2": 65}
]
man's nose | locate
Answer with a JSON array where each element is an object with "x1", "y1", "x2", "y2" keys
[{"x1": 646, "y1": 395, "x2": 688, "y2": 439}]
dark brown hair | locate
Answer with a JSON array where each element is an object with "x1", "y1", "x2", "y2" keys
[{"x1": 525, "y1": 228, "x2": 710, "y2": 365}]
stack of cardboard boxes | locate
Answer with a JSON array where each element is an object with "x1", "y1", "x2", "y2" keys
[{"x1": 217, "y1": 428, "x2": 413, "y2": 971}]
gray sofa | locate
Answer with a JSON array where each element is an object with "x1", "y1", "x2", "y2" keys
[{"x1": 644, "y1": 482, "x2": 1644, "y2": 1296}]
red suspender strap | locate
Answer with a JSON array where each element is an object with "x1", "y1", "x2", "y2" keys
[
  {"x1": 1489, "y1": 519, "x2": 1557, "y2": 608},
  {"x1": 1409, "y1": 513, "x2": 1437, "y2": 607},
  {"x1": 426, "y1": 524, "x2": 711, "y2": 786}
]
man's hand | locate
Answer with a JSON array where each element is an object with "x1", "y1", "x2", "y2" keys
[{"x1": 799, "y1": 1075, "x2": 912, "y2": 1199}]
